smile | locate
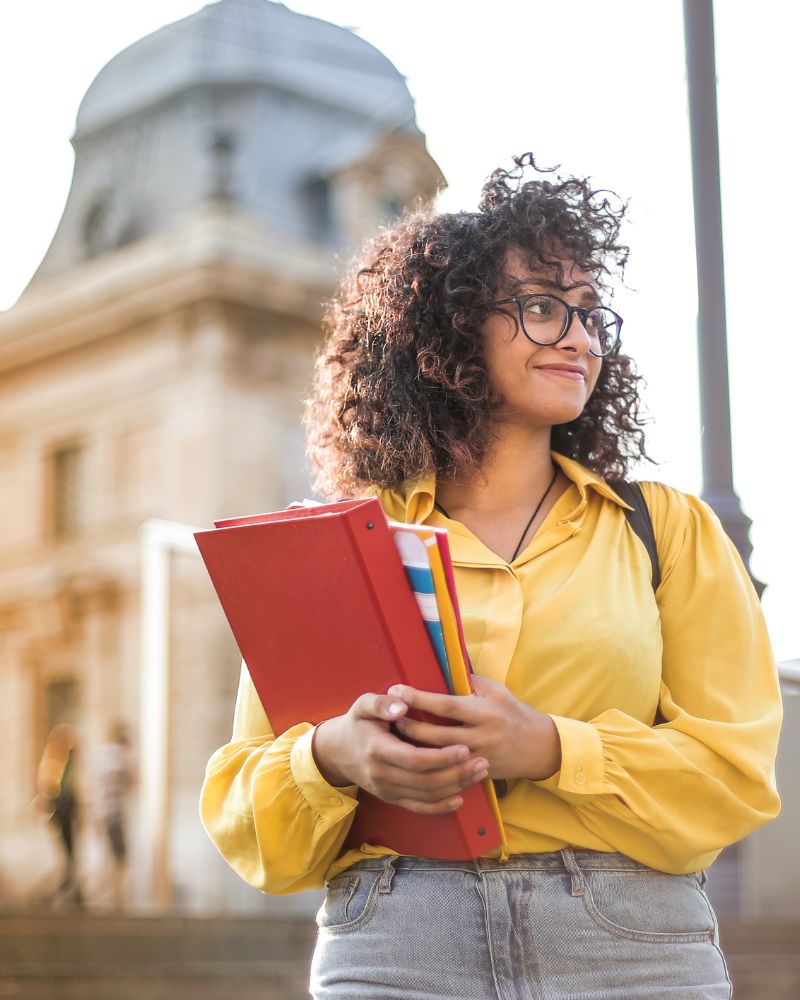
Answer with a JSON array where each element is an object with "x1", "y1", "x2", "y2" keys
[{"x1": 534, "y1": 366, "x2": 586, "y2": 382}]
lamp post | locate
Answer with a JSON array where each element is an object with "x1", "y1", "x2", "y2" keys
[{"x1": 682, "y1": 0, "x2": 763, "y2": 595}]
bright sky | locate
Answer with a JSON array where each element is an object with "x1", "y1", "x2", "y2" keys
[{"x1": 1, "y1": 1, "x2": 797, "y2": 660}]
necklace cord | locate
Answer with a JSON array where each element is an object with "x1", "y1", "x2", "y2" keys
[{"x1": 433, "y1": 463, "x2": 559, "y2": 562}]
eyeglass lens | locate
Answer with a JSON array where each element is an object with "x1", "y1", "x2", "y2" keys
[{"x1": 520, "y1": 295, "x2": 619, "y2": 355}]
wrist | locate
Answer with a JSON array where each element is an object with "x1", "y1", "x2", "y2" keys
[
  {"x1": 520, "y1": 708, "x2": 562, "y2": 781},
  {"x1": 311, "y1": 717, "x2": 351, "y2": 787}
]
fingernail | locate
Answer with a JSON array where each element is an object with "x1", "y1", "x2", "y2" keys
[
  {"x1": 456, "y1": 746, "x2": 469, "y2": 761},
  {"x1": 449, "y1": 797, "x2": 463, "y2": 810},
  {"x1": 388, "y1": 701, "x2": 404, "y2": 716},
  {"x1": 388, "y1": 685, "x2": 402, "y2": 696},
  {"x1": 476, "y1": 769, "x2": 489, "y2": 782}
]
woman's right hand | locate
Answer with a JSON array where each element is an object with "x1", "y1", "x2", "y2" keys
[{"x1": 311, "y1": 692, "x2": 489, "y2": 814}]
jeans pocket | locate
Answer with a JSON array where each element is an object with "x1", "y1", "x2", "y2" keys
[
  {"x1": 315, "y1": 870, "x2": 383, "y2": 935},
  {"x1": 581, "y1": 870, "x2": 715, "y2": 944}
]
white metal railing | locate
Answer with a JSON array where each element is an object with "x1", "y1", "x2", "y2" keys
[{"x1": 138, "y1": 518, "x2": 202, "y2": 909}]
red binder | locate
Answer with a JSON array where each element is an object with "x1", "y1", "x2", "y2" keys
[{"x1": 194, "y1": 496, "x2": 502, "y2": 860}]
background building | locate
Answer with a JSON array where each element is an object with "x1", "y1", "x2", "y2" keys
[{"x1": 0, "y1": 0, "x2": 442, "y2": 913}]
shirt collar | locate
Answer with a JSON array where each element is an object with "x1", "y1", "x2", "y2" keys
[{"x1": 376, "y1": 451, "x2": 633, "y2": 525}]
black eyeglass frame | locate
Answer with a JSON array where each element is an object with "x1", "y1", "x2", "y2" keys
[{"x1": 494, "y1": 293, "x2": 623, "y2": 358}]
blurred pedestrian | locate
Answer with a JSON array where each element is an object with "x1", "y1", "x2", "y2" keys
[
  {"x1": 91, "y1": 721, "x2": 133, "y2": 908},
  {"x1": 34, "y1": 723, "x2": 83, "y2": 908}
]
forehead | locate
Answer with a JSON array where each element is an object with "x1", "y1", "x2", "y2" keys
[{"x1": 503, "y1": 247, "x2": 599, "y2": 296}]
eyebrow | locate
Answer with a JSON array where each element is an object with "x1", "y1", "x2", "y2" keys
[{"x1": 508, "y1": 277, "x2": 601, "y2": 306}]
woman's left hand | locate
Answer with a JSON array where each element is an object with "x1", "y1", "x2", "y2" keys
[{"x1": 388, "y1": 675, "x2": 562, "y2": 782}]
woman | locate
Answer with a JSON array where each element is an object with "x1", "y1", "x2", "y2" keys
[
  {"x1": 35, "y1": 724, "x2": 84, "y2": 908},
  {"x1": 200, "y1": 154, "x2": 782, "y2": 998}
]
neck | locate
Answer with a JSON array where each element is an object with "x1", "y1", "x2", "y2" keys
[{"x1": 437, "y1": 423, "x2": 556, "y2": 514}]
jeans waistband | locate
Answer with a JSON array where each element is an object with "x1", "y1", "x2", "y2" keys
[{"x1": 344, "y1": 849, "x2": 659, "y2": 876}]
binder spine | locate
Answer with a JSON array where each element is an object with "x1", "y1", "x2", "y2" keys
[{"x1": 342, "y1": 506, "x2": 448, "y2": 697}]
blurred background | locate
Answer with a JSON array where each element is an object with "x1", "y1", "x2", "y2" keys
[{"x1": 0, "y1": 1, "x2": 797, "y2": 997}]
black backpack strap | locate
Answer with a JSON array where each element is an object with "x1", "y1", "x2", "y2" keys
[{"x1": 613, "y1": 481, "x2": 661, "y2": 593}]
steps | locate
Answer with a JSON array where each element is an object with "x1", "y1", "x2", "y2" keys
[
  {"x1": 718, "y1": 922, "x2": 800, "y2": 1000},
  {"x1": 0, "y1": 911, "x2": 316, "y2": 1000}
]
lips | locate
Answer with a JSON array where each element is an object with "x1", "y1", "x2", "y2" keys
[{"x1": 535, "y1": 364, "x2": 586, "y2": 381}]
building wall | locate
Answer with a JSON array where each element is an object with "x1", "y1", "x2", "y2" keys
[{"x1": 0, "y1": 276, "x2": 324, "y2": 912}]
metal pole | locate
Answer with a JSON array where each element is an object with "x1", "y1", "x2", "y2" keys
[{"x1": 682, "y1": 0, "x2": 763, "y2": 594}]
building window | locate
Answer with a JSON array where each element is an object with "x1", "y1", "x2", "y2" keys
[
  {"x1": 44, "y1": 677, "x2": 80, "y2": 737},
  {"x1": 51, "y1": 444, "x2": 86, "y2": 538},
  {"x1": 380, "y1": 194, "x2": 404, "y2": 222},
  {"x1": 304, "y1": 177, "x2": 333, "y2": 240}
]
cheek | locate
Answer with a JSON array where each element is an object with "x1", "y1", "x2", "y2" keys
[{"x1": 586, "y1": 359, "x2": 603, "y2": 397}]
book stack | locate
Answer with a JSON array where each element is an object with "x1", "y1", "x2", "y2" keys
[{"x1": 194, "y1": 496, "x2": 504, "y2": 860}]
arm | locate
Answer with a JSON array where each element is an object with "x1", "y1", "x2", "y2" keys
[
  {"x1": 200, "y1": 663, "x2": 488, "y2": 894},
  {"x1": 199, "y1": 662, "x2": 361, "y2": 894},
  {"x1": 535, "y1": 484, "x2": 782, "y2": 870}
]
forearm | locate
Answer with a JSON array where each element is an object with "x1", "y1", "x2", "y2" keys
[{"x1": 200, "y1": 724, "x2": 359, "y2": 894}]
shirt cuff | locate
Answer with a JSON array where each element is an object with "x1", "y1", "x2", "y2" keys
[
  {"x1": 290, "y1": 727, "x2": 359, "y2": 819},
  {"x1": 540, "y1": 715, "x2": 606, "y2": 795}
]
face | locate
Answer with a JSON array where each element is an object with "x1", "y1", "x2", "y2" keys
[{"x1": 481, "y1": 248, "x2": 604, "y2": 429}]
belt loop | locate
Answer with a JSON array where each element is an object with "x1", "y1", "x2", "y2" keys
[
  {"x1": 378, "y1": 856, "x2": 397, "y2": 894},
  {"x1": 561, "y1": 847, "x2": 586, "y2": 897}
]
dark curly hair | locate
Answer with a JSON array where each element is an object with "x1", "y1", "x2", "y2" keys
[{"x1": 305, "y1": 153, "x2": 651, "y2": 498}]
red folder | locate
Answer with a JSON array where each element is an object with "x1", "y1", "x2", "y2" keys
[{"x1": 194, "y1": 496, "x2": 502, "y2": 860}]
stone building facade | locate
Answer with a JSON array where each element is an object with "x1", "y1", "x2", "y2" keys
[{"x1": 0, "y1": 0, "x2": 443, "y2": 913}]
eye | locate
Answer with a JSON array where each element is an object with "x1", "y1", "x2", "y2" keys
[{"x1": 522, "y1": 295, "x2": 556, "y2": 319}]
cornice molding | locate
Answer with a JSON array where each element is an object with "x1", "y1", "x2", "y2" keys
[{"x1": 0, "y1": 206, "x2": 338, "y2": 375}]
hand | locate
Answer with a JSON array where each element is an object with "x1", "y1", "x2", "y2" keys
[
  {"x1": 312, "y1": 692, "x2": 490, "y2": 815},
  {"x1": 388, "y1": 674, "x2": 562, "y2": 782}
]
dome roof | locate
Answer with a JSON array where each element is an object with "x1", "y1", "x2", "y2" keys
[{"x1": 76, "y1": 0, "x2": 416, "y2": 136}]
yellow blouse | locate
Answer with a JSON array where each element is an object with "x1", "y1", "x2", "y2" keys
[{"x1": 199, "y1": 452, "x2": 782, "y2": 894}]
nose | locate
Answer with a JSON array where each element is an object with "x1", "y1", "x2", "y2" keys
[{"x1": 559, "y1": 309, "x2": 592, "y2": 353}]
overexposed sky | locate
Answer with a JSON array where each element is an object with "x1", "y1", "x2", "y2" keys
[{"x1": 0, "y1": 1, "x2": 797, "y2": 659}]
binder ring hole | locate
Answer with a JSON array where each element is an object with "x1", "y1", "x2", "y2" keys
[{"x1": 366, "y1": 520, "x2": 375, "y2": 529}]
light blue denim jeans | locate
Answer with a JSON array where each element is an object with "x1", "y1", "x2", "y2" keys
[{"x1": 310, "y1": 849, "x2": 732, "y2": 999}]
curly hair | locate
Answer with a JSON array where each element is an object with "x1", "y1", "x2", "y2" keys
[{"x1": 305, "y1": 153, "x2": 651, "y2": 498}]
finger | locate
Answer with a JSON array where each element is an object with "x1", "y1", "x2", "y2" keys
[
  {"x1": 375, "y1": 759, "x2": 489, "y2": 801},
  {"x1": 372, "y1": 732, "x2": 471, "y2": 772},
  {"x1": 353, "y1": 692, "x2": 408, "y2": 723},
  {"x1": 387, "y1": 685, "x2": 480, "y2": 723},
  {"x1": 394, "y1": 716, "x2": 473, "y2": 748},
  {"x1": 393, "y1": 795, "x2": 465, "y2": 815},
  {"x1": 469, "y1": 674, "x2": 503, "y2": 696}
]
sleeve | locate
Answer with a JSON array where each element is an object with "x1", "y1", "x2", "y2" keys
[
  {"x1": 537, "y1": 483, "x2": 782, "y2": 873},
  {"x1": 199, "y1": 661, "x2": 360, "y2": 894}
]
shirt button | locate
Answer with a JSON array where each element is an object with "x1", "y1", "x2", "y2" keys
[
  {"x1": 574, "y1": 770, "x2": 586, "y2": 787},
  {"x1": 328, "y1": 795, "x2": 343, "y2": 806}
]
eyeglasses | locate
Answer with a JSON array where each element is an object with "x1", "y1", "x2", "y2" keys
[{"x1": 494, "y1": 293, "x2": 623, "y2": 357}]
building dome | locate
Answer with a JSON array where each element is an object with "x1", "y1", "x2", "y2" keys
[
  {"x1": 24, "y1": 0, "x2": 441, "y2": 292},
  {"x1": 76, "y1": 0, "x2": 416, "y2": 137}
]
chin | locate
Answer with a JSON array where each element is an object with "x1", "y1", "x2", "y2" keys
[{"x1": 535, "y1": 401, "x2": 588, "y2": 426}]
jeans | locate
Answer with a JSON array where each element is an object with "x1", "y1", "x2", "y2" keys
[{"x1": 310, "y1": 849, "x2": 732, "y2": 999}]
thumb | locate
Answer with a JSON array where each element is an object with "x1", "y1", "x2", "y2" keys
[{"x1": 354, "y1": 692, "x2": 408, "y2": 722}]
